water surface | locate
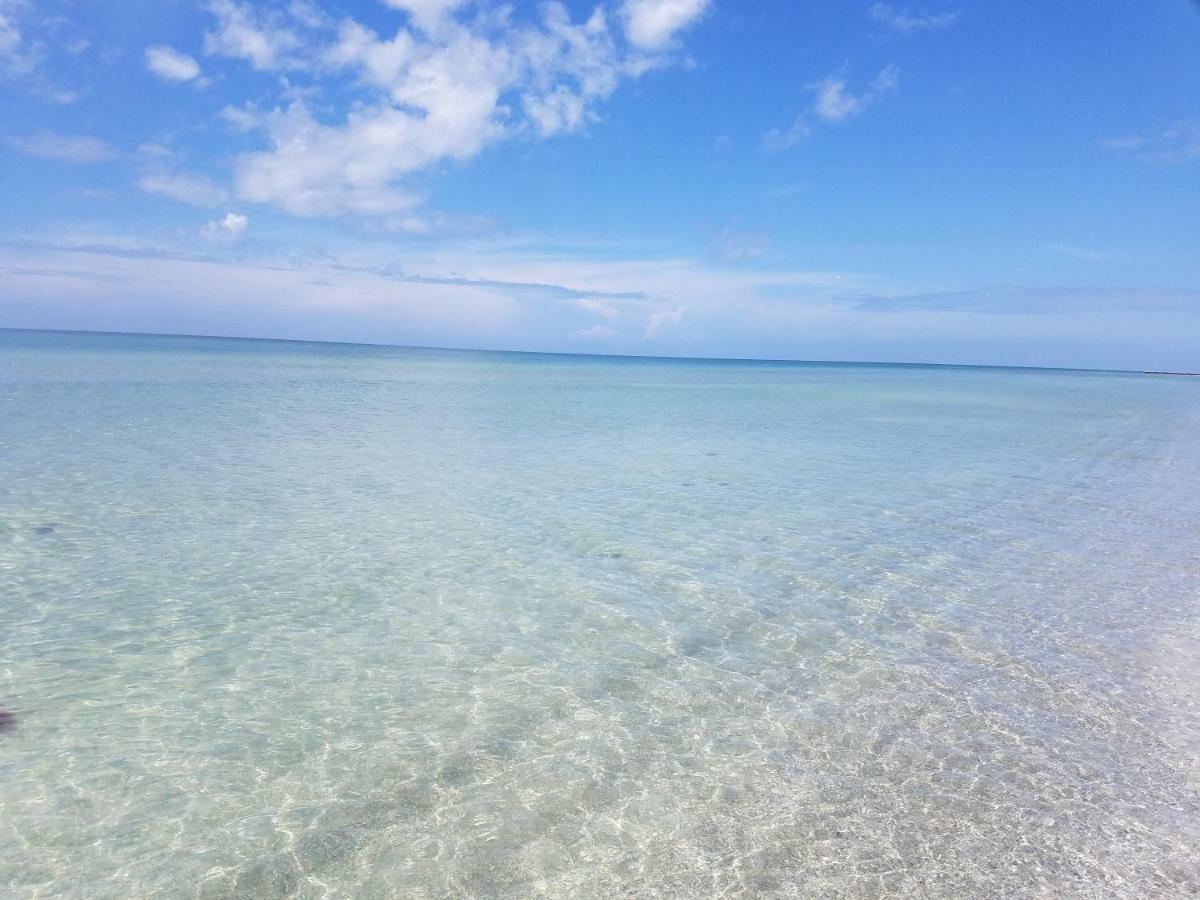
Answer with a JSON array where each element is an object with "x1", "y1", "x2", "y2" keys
[{"x1": 2, "y1": 330, "x2": 1199, "y2": 897}]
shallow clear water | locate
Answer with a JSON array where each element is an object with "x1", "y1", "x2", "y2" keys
[{"x1": 2, "y1": 329, "x2": 1199, "y2": 898}]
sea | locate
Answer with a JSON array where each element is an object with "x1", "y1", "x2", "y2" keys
[{"x1": 2, "y1": 328, "x2": 1199, "y2": 897}]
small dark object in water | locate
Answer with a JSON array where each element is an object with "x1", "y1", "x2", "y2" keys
[
  {"x1": 0, "y1": 709, "x2": 15, "y2": 732},
  {"x1": 34, "y1": 523, "x2": 57, "y2": 535}
]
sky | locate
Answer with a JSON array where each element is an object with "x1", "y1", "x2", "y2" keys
[{"x1": 1, "y1": 0, "x2": 1199, "y2": 369}]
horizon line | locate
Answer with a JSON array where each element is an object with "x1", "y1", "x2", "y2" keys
[{"x1": 0, "y1": 326, "x2": 1143, "y2": 375}]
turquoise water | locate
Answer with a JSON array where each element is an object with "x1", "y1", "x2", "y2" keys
[{"x1": 2, "y1": 329, "x2": 1199, "y2": 898}]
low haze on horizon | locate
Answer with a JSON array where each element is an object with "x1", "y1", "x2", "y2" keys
[{"x1": 1, "y1": 0, "x2": 1198, "y2": 369}]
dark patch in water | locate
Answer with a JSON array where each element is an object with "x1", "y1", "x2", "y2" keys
[
  {"x1": 34, "y1": 523, "x2": 57, "y2": 535},
  {"x1": 0, "y1": 709, "x2": 16, "y2": 732}
]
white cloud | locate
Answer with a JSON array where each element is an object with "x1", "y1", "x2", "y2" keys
[
  {"x1": 0, "y1": 10, "x2": 23, "y2": 64},
  {"x1": 764, "y1": 66, "x2": 898, "y2": 149},
  {"x1": 208, "y1": 0, "x2": 706, "y2": 217},
  {"x1": 645, "y1": 305, "x2": 685, "y2": 338},
  {"x1": 813, "y1": 65, "x2": 898, "y2": 123},
  {"x1": 0, "y1": 2, "x2": 82, "y2": 100},
  {"x1": 201, "y1": 212, "x2": 249, "y2": 240},
  {"x1": 137, "y1": 172, "x2": 229, "y2": 206},
  {"x1": 869, "y1": 3, "x2": 960, "y2": 33},
  {"x1": 204, "y1": 0, "x2": 302, "y2": 71},
  {"x1": 381, "y1": 0, "x2": 467, "y2": 35},
  {"x1": 8, "y1": 131, "x2": 117, "y2": 163},
  {"x1": 145, "y1": 45, "x2": 202, "y2": 81},
  {"x1": 620, "y1": 0, "x2": 709, "y2": 50},
  {"x1": 524, "y1": 85, "x2": 590, "y2": 137},
  {"x1": 6, "y1": 236, "x2": 1198, "y2": 369},
  {"x1": 220, "y1": 103, "x2": 260, "y2": 131},
  {"x1": 232, "y1": 104, "x2": 429, "y2": 216},
  {"x1": 0, "y1": 5, "x2": 36, "y2": 78}
]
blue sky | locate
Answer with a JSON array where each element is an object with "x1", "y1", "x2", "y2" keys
[{"x1": 1, "y1": 0, "x2": 1198, "y2": 368}]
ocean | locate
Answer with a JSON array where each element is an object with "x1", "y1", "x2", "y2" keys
[{"x1": 2, "y1": 329, "x2": 1199, "y2": 897}]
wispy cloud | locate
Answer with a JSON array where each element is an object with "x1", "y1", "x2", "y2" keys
[
  {"x1": 762, "y1": 116, "x2": 811, "y2": 151},
  {"x1": 1101, "y1": 122, "x2": 1200, "y2": 165},
  {"x1": 576, "y1": 297, "x2": 621, "y2": 318},
  {"x1": 0, "y1": 3, "x2": 36, "y2": 78},
  {"x1": 1045, "y1": 243, "x2": 1107, "y2": 262},
  {"x1": 852, "y1": 286, "x2": 1200, "y2": 315},
  {"x1": 137, "y1": 172, "x2": 229, "y2": 206},
  {"x1": 764, "y1": 183, "x2": 807, "y2": 199},
  {"x1": 869, "y1": 3, "x2": 960, "y2": 33},
  {"x1": 5, "y1": 237, "x2": 1198, "y2": 368},
  {"x1": 569, "y1": 323, "x2": 616, "y2": 340},
  {"x1": 645, "y1": 305, "x2": 686, "y2": 338},
  {"x1": 7, "y1": 131, "x2": 117, "y2": 163},
  {"x1": 763, "y1": 65, "x2": 898, "y2": 149},
  {"x1": 715, "y1": 227, "x2": 771, "y2": 261},
  {"x1": 813, "y1": 65, "x2": 899, "y2": 122},
  {"x1": 0, "y1": 1, "x2": 82, "y2": 102}
]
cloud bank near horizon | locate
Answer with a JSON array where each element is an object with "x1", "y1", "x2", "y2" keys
[{"x1": 2, "y1": 237, "x2": 1197, "y2": 371}]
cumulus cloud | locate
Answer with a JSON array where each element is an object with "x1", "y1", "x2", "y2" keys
[
  {"x1": 137, "y1": 172, "x2": 229, "y2": 206},
  {"x1": 620, "y1": 0, "x2": 709, "y2": 50},
  {"x1": 813, "y1": 65, "x2": 899, "y2": 122},
  {"x1": 195, "y1": 0, "x2": 707, "y2": 218},
  {"x1": 204, "y1": 0, "x2": 303, "y2": 70},
  {"x1": 381, "y1": 0, "x2": 467, "y2": 34},
  {"x1": 201, "y1": 212, "x2": 249, "y2": 240},
  {"x1": 869, "y1": 3, "x2": 960, "y2": 33},
  {"x1": 8, "y1": 131, "x2": 117, "y2": 162},
  {"x1": 231, "y1": 104, "x2": 429, "y2": 217},
  {"x1": 145, "y1": 45, "x2": 202, "y2": 81}
]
